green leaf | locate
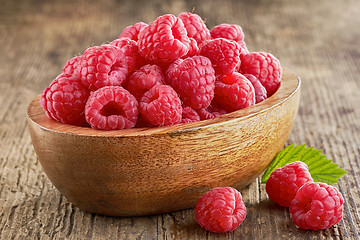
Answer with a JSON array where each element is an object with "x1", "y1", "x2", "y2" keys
[{"x1": 261, "y1": 145, "x2": 347, "y2": 185}]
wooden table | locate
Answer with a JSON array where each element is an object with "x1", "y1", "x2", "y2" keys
[{"x1": 1, "y1": 0, "x2": 359, "y2": 239}]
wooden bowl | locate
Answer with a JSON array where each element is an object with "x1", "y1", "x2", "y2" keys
[{"x1": 27, "y1": 68, "x2": 300, "y2": 217}]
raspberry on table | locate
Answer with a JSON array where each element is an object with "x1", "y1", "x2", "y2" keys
[
  {"x1": 119, "y1": 22, "x2": 149, "y2": 41},
  {"x1": 290, "y1": 182, "x2": 344, "y2": 230},
  {"x1": 40, "y1": 73, "x2": 90, "y2": 126},
  {"x1": 195, "y1": 187, "x2": 247, "y2": 233},
  {"x1": 166, "y1": 56, "x2": 216, "y2": 110},
  {"x1": 110, "y1": 37, "x2": 147, "y2": 75},
  {"x1": 200, "y1": 38, "x2": 242, "y2": 76},
  {"x1": 266, "y1": 161, "x2": 314, "y2": 207},
  {"x1": 181, "y1": 106, "x2": 200, "y2": 123},
  {"x1": 139, "y1": 84, "x2": 182, "y2": 126},
  {"x1": 178, "y1": 12, "x2": 211, "y2": 44},
  {"x1": 214, "y1": 72, "x2": 255, "y2": 112},
  {"x1": 127, "y1": 64, "x2": 164, "y2": 100},
  {"x1": 62, "y1": 56, "x2": 81, "y2": 77},
  {"x1": 197, "y1": 104, "x2": 227, "y2": 120},
  {"x1": 240, "y1": 52, "x2": 282, "y2": 96},
  {"x1": 85, "y1": 86, "x2": 138, "y2": 130},
  {"x1": 137, "y1": 14, "x2": 190, "y2": 63},
  {"x1": 210, "y1": 23, "x2": 248, "y2": 53},
  {"x1": 76, "y1": 44, "x2": 128, "y2": 91},
  {"x1": 243, "y1": 74, "x2": 267, "y2": 103}
]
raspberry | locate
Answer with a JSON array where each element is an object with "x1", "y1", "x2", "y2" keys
[
  {"x1": 119, "y1": 22, "x2": 149, "y2": 41},
  {"x1": 62, "y1": 56, "x2": 80, "y2": 76},
  {"x1": 40, "y1": 73, "x2": 90, "y2": 126},
  {"x1": 214, "y1": 72, "x2": 255, "y2": 112},
  {"x1": 183, "y1": 38, "x2": 199, "y2": 58},
  {"x1": 290, "y1": 182, "x2": 344, "y2": 230},
  {"x1": 197, "y1": 104, "x2": 227, "y2": 120},
  {"x1": 139, "y1": 84, "x2": 182, "y2": 126},
  {"x1": 266, "y1": 161, "x2": 314, "y2": 207},
  {"x1": 166, "y1": 56, "x2": 215, "y2": 109},
  {"x1": 77, "y1": 45, "x2": 128, "y2": 91},
  {"x1": 178, "y1": 12, "x2": 210, "y2": 44},
  {"x1": 127, "y1": 64, "x2": 164, "y2": 100},
  {"x1": 195, "y1": 187, "x2": 247, "y2": 233},
  {"x1": 240, "y1": 52, "x2": 282, "y2": 96},
  {"x1": 181, "y1": 106, "x2": 200, "y2": 123},
  {"x1": 210, "y1": 23, "x2": 244, "y2": 44},
  {"x1": 85, "y1": 86, "x2": 138, "y2": 130},
  {"x1": 243, "y1": 74, "x2": 267, "y2": 103},
  {"x1": 110, "y1": 37, "x2": 146, "y2": 75},
  {"x1": 137, "y1": 14, "x2": 190, "y2": 63},
  {"x1": 200, "y1": 38, "x2": 242, "y2": 76}
]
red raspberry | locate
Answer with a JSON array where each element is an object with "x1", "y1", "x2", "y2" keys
[
  {"x1": 40, "y1": 73, "x2": 90, "y2": 126},
  {"x1": 119, "y1": 22, "x2": 149, "y2": 41},
  {"x1": 166, "y1": 56, "x2": 215, "y2": 109},
  {"x1": 290, "y1": 182, "x2": 344, "y2": 230},
  {"x1": 200, "y1": 38, "x2": 242, "y2": 76},
  {"x1": 214, "y1": 72, "x2": 255, "y2": 112},
  {"x1": 183, "y1": 38, "x2": 199, "y2": 58},
  {"x1": 266, "y1": 161, "x2": 314, "y2": 207},
  {"x1": 127, "y1": 64, "x2": 164, "y2": 100},
  {"x1": 197, "y1": 104, "x2": 227, "y2": 120},
  {"x1": 243, "y1": 74, "x2": 267, "y2": 103},
  {"x1": 178, "y1": 12, "x2": 210, "y2": 44},
  {"x1": 77, "y1": 45, "x2": 128, "y2": 91},
  {"x1": 139, "y1": 84, "x2": 182, "y2": 126},
  {"x1": 195, "y1": 187, "x2": 247, "y2": 233},
  {"x1": 210, "y1": 23, "x2": 244, "y2": 43},
  {"x1": 181, "y1": 106, "x2": 200, "y2": 123},
  {"x1": 62, "y1": 56, "x2": 80, "y2": 76},
  {"x1": 110, "y1": 37, "x2": 146, "y2": 75},
  {"x1": 85, "y1": 86, "x2": 138, "y2": 130},
  {"x1": 137, "y1": 14, "x2": 190, "y2": 63},
  {"x1": 240, "y1": 52, "x2": 282, "y2": 96}
]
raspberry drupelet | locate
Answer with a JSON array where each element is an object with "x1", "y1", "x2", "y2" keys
[
  {"x1": 85, "y1": 86, "x2": 138, "y2": 130},
  {"x1": 181, "y1": 106, "x2": 200, "y2": 123},
  {"x1": 195, "y1": 187, "x2": 247, "y2": 233}
]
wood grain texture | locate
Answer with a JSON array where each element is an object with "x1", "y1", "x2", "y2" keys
[{"x1": 0, "y1": 0, "x2": 359, "y2": 239}]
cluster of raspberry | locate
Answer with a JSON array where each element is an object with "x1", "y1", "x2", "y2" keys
[
  {"x1": 194, "y1": 162, "x2": 344, "y2": 233},
  {"x1": 40, "y1": 12, "x2": 282, "y2": 130}
]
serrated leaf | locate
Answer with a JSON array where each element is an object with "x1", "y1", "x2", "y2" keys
[{"x1": 261, "y1": 145, "x2": 347, "y2": 185}]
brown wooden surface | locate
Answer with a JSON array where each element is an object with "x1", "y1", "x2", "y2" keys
[{"x1": 0, "y1": 0, "x2": 359, "y2": 239}]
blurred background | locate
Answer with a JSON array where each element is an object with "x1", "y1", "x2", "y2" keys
[{"x1": 0, "y1": 0, "x2": 359, "y2": 239}]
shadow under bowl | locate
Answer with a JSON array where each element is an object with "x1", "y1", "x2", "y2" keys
[{"x1": 27, "y1": 68, "x2": 301, "y2": 216}]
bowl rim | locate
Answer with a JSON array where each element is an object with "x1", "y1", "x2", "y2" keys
[{"x1": 28, "y1": 68, "x2": 301, "y2": 137}]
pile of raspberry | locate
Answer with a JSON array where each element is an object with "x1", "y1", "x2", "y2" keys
[{"x1": 40, "y1": 13, "x2": 282, "y2": 130}]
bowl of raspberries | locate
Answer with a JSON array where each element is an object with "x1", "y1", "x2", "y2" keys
[{"x1": 28, "y1": 12, "x2": 300, "y2": 216}]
